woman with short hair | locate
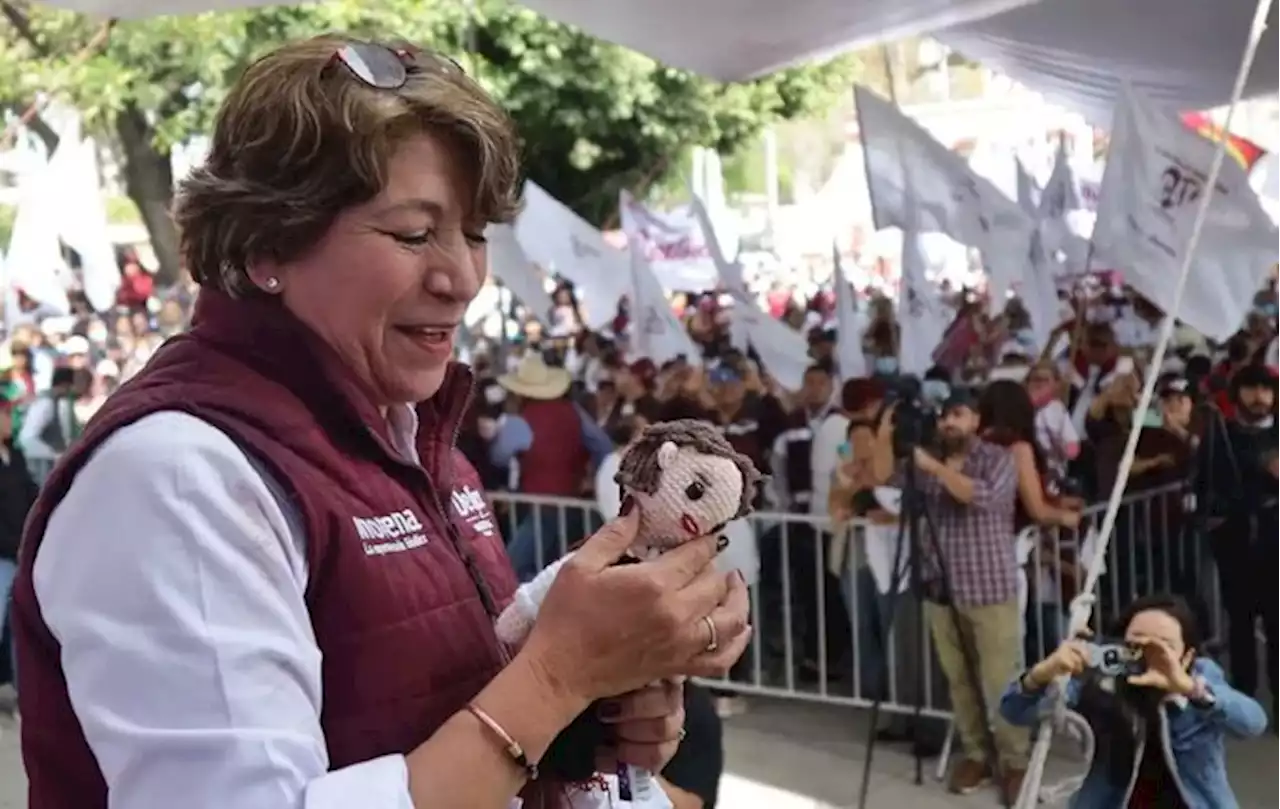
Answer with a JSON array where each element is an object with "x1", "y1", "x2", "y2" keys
[{"x1": 12, "y1": 36, "x2": 749, "y2": 809}]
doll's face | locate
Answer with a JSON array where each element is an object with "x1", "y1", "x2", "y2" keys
[{"x1": 632, "y1": 443, "x2": 745, "y2": 554}]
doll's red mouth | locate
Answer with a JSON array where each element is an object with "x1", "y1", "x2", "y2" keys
[{"x1": 680, "y1": 513, "x2": 700, "y2": 537}]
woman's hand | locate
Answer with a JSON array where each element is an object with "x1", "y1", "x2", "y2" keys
[
  {"x1": 1128, "y1": 638, "x2": 1196, "y2": 695},
  {"x1": 519, "y1": 509, "x2": 750, "y2": 706},
  {"x1": 1026, "y1": 638, "x2": 1092, "y2": 688},
  {"x1": 597, "y1": 680, "x2": 685, "y2": 772},
  {"x1": 1056, "y1": 509, "x2": 1082, "y2": 530}
]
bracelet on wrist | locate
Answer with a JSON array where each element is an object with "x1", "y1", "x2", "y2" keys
[{"x1": 467, "y1": 703, "x2": 539, "y2": 782}]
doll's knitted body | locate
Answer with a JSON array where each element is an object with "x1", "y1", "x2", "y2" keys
[{"x1": 494, "y1": 421, "x2": 762, "y2": 809}]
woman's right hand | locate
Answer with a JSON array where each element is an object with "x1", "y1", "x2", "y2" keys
[
  {"x1": 518, "y1": 508, "x2": 750, "y2": 706},
  {"x1": 1026, "y1": 638, "x2": 1091, "y2": 688}
]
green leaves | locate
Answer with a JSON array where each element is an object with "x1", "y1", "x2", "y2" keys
[{"x1": 0, "y1": 0, "x2": 857, "y2": 227}]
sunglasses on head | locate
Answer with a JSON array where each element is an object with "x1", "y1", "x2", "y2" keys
[{"x1": 328, "y1": 41, "x2": 465, "y2": 90}]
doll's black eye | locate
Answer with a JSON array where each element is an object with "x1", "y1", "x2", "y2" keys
[{"x1": 685, "y1": 481, "x2": 706, "y2": 501}]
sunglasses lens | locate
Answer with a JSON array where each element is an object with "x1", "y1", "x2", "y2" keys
[{"x1": 338, "y1": 43, "x2": 407, "y2": 89}]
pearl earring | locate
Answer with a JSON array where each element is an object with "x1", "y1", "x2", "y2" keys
[{"x1": 265, "y1": 277, "x2": 280, "y2": 291}]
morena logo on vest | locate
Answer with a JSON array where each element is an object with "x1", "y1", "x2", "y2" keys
[
  {"x1": 450, "y1": 485, "x2": 496, "y2": 539},
  {"x1": 352, "y1": 509, "x2": 429, "y2": 557}
]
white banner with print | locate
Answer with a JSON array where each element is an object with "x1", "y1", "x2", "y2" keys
[
  {"x1": 514, "y1": 181, "x2": 630, "y2": 329},
  {"x1": 620, "y1": 190, "x2": 737, "y2": 292},
  {"x1": 1092, "y1": 85, "x2": 1277, "y2": 342},
  {"x1": 854, "y1": 84, "x2": 1034, "y2": 306}
]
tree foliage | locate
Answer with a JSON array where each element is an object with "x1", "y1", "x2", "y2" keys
[{"x1": 0, "y1": 0, "x2": 857, "y2": 281}]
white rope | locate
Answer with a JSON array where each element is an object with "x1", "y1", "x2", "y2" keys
[{"x1": 1015, "y1": 1, "x2": 1275, "y2": 804}]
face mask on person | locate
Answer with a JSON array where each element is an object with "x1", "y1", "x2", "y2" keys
[
  {"x1": 873, "y1": 356, "x2": 899, "y2": 375},
  {"x1": 1140, "y1": 407, "x2": 1163, "y2": 428}
]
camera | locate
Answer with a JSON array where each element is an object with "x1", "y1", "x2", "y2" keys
[
  {"x1": 1088, "y1": 642, "x2": 1145, "y2": 679},
  {"x1": 883, "y1": 375, "x2": 938, "y2": 459}
]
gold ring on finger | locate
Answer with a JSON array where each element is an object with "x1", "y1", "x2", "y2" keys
[{"x1": 702, "y1": 615, "x2": 719, "y2": 653}]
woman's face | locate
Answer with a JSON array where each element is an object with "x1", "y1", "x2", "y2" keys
[
  {"x1": 1160, "y1": 393, "x2": 1193, "y2": 427},
  {"x1": 1025, "y1": 367, "x2": 1058, "y2": 406},
  {"x1": 264, "y1": 133, "x2": 486, "y2": 406},
  {"x1": 1125, "y1": 608, "x2": 1192, "y2": 670}
]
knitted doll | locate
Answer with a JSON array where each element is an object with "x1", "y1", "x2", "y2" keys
[{"x1": 495, "y1": 419, "x2": 762, "y2": 809}]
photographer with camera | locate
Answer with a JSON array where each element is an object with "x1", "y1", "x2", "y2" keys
[
  {"x1": 871, "y1": 388, "x2": 1027, "y2": 799},
  {"x1": 1001, "y1": 594, "x2": 1267, "y2": 808}
]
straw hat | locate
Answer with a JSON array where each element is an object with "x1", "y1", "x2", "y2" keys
[{"x1": 497, "y1": 352, "x2": 572, "y2": 400}]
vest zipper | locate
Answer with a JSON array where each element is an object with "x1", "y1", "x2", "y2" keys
[{"x1": 369, "y1": 385, "x2": 515, "y2": 667}]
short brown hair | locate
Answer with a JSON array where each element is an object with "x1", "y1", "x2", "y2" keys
[
  {"x1": 175, "y1": 35, "x2": 522, "y2": 296},
  {"x1": 614, "y1": 419, "x2": 763, "y2": 521}
]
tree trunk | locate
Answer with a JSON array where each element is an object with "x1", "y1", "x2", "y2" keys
[{"x1": 115, "y1": 103, "x2": 182, "y2": 287}]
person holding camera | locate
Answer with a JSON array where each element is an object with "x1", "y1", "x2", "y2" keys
[
  {"x1": 870, "y1": 388, "x2": 1026, "y2": 798},
  {"x1": 1001, "y1": 594, "x2": 1267, "y2": 808}
]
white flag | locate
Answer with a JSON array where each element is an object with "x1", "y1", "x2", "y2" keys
[
  {"x1": 514, "y1": 181, "x2": 630, "y2": 330},
  {"x1": 732, "y1": 304, "x2": 810, "y2": 392},
  {"x1": 898, "y1": 223, "x2": 947, "y2": 376},
  {"x1": 628, "y1": 245, "x2": 701, "y2": 367},
  {"x1": 620, "y1": 190, "x2": 728, "y2": 292},
  {"x1": 1037, "y1": 141, "x2": 1091, "y2": 274},
  {"x1": 45, "y1": 116, "x2": 119, "y2": 313},
  {"x1": 485, "y1": 223, "x2": 555, "y2": 325},
  {"x1": 1093, "y1": 85, "x2": 1278, "y2": 342},
  {"x1": 855, "y1": 85, "x2": 1034, "y2": 303},
  {"x1": 1015, "y1": 160, "x2": 1041, "y2": 216},
  {"x1": 689, "y1": 192, "x2": 808, "y2": 386},
  {"x1": 833, "y1": 242, "x2": 867, "y2": 379},
  {"x1": 4, "y1": 143, "x2": 70, "y2": 315},
  {"x1": 687, "y1": 193, "x2": 749, "y2": 351}
]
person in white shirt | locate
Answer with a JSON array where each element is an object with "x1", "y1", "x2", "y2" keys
[
  {"x1": 17, "y1": 366, "x2": 80, "y2": 484},
  {"x1": 11, "y1": 36, "x2": 749, "y2": 809}
]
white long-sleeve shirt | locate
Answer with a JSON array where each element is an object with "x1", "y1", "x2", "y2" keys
[
  {"x1": 809, "y1": 412, "x2": 850, "y2": 519},
  {"x1": 34, "y1": 409, "x2": 520, "y2": 809},
  {"x1": 18, "y1": 395, "x2": 76, "y2": 462}
]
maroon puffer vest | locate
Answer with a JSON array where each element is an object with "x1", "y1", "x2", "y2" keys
[
  {"x1": 11, "y1": 290, "x2": 518, "y2": 808},
  {"x1": 518, "y1": 398, "x2": 587, "y2": 496}
]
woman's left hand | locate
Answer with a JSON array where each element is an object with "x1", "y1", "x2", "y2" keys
[
  {"x1": 1128, "y1": 639, "x2": 1196, "y2": 695},
  {"x1": 597, "y1": 679, "x2": 686, "y2": 772}
]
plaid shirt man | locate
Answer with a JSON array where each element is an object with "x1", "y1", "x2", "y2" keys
[{"x1": 895, "y1": 439, "x2": 1019, "y2": 606}]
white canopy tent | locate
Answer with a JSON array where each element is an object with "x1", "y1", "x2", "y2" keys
[
  {"x1": 518, "y1": 0, "x2": 1278, "y2": 126},
  {"x1": 39, "y1": 0, "x2": 1278, "y2": 130}
]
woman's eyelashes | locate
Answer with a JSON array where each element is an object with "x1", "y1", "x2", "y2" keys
[
  {"x1": 378, "y1": 228, "x2": 487, "y2": 249},
  {"x1": 377, "y1": 228, "x2": 433, "y2": 247}
]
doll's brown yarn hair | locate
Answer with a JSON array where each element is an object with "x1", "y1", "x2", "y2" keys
[{"x1": 615, "y1": 419, "x2": 763, "y2": 520}]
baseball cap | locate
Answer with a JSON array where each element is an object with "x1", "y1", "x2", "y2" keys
[
  {"x1": 940, "y1": 386, "x2": 979, "y2": 414},
  {"x1": 1156, "y1": 373, "x2": 1191, "y2": 398}
]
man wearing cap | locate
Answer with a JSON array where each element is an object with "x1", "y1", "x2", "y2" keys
[
  {"x1": 870, "y1": 387, "x2": 1025, "y2": 798},
  {"x1": 1199, "y1": 363, "x2": 1278, "y2": 713},
  {"x1": 490, "y1": 353, "x2": 612, "y2": 582}
]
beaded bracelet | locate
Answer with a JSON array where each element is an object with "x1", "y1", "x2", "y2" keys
[{"x1": 467, "y1": 703, "x2": 540, "y2": 781}]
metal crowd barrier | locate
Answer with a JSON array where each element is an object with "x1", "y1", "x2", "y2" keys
[{"x1": 489, "y1": 483, "x2": 1223, "y2": 724}]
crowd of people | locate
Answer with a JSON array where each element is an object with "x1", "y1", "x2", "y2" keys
[
  {"x1": 454, "y1": 272, "x2": 1278, "y2": 801},
  {"x1": 0, "y1": 238, "x2": 1274, "y2": 809},
  {"x1": 0, "y1": 45, "x2": 1275, "y2": 805}
]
